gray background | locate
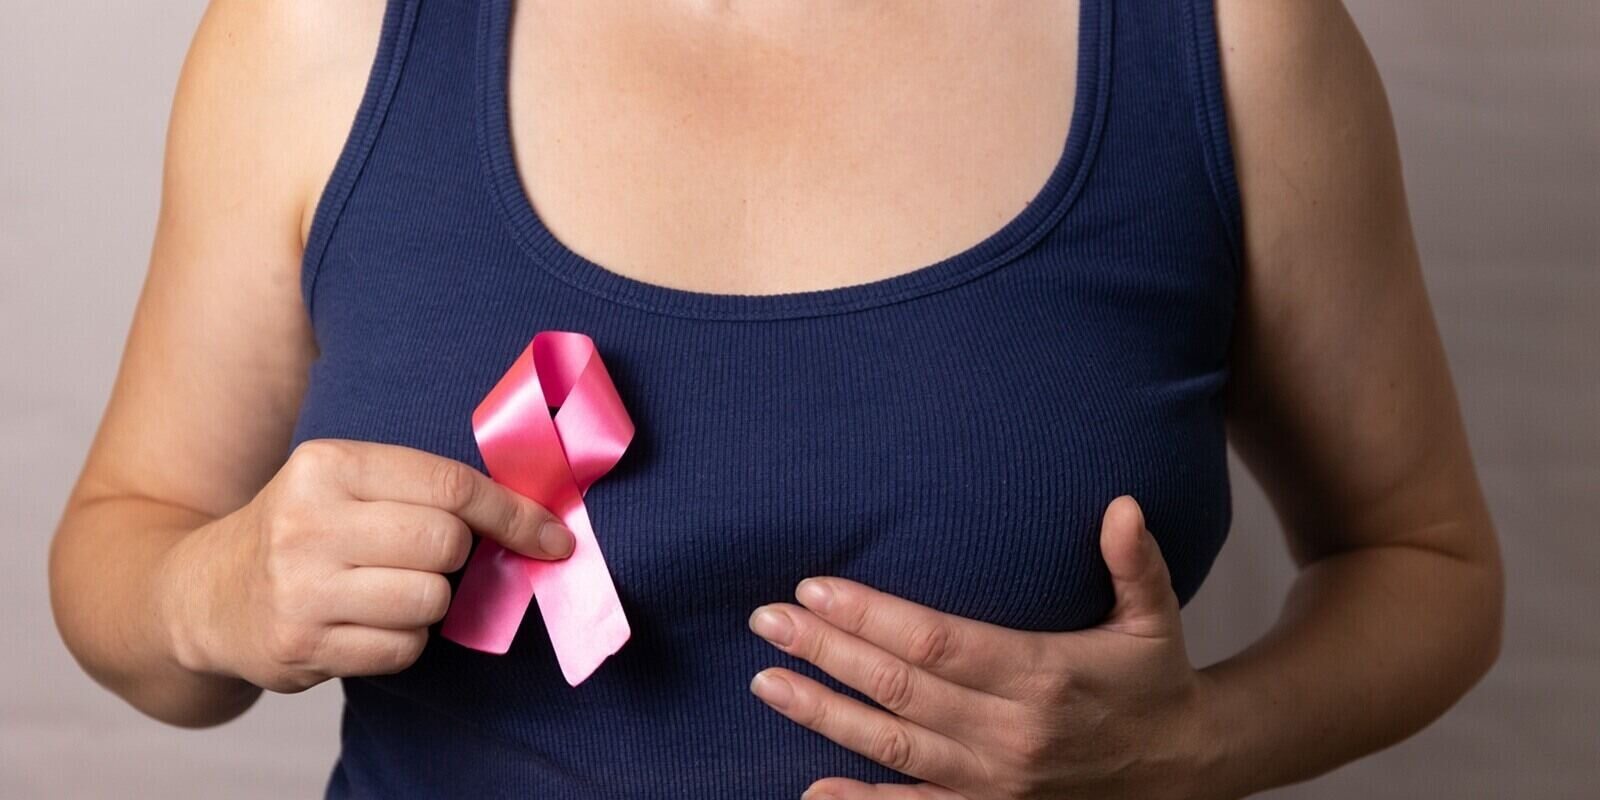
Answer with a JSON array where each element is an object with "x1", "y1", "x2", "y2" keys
[{"x1": 2, "y1": 1, "x2": 1595, "y2": 796}]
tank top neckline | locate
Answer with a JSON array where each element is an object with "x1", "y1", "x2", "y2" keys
[{"x1": 476, "y1": 0, "x2": 1113, "y2": 322}]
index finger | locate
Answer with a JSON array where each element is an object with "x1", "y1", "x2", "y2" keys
[
  {"x1": 792, "y1": 577, "x2": 1050, "y2": 697},
  {"x1": 335, "y1": 441, "x2": 574, "y2": 560}
]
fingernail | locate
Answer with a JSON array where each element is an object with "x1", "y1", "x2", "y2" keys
[
  {"x1": 748, "y1": 606, "x2": 795, "y2": 647},
  {"x1": 795, "y1": 579, "x2": 833, "y2": 613},
  {"x1": 801, "y1": 791, "x2": 836, "y2": 800},
  {"x1": 538, "y1": 522, "x2": 574, "y2": 557},
  {"x1": 750, "y1": 670, "x2": 794, "y2": 709}
]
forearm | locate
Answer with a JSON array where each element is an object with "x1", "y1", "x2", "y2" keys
[
  {"x1": 48, "y1": 493, "x2": 261, "y2": 728},
  {"x1": 1193, "y1": 533, "x2": 1504, "y2": 797}
]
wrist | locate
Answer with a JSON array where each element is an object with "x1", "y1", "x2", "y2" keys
[
  {"x1": 1183, "y1": 669, "x2": 1231, "y2": 800},
  {"x1": 1181, "y1": 664, "x2": 1267, "y2": 800},
  {"x1": 154, "y1": 517, "x2": 232, "y2": 677},
  {"x1": 139, "y1": 514, "x2": 265, "y2": 726}
]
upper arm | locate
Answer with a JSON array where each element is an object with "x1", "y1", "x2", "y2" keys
[
  {"x1": 71, "y1": 0, "x2": 384, "y2": 516},
  {"x1": 1213, "y1": 0, "x2": 1498, "y2": 566}
]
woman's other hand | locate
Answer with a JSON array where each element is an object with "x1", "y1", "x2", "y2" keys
[
  {"x1": 749, "y1": 495, "x2": 1217, "y2": 800},
  {"x1": 157, "y1": 439, "x2": 574, "y2": 694}
]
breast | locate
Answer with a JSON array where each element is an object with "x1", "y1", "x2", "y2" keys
[{"x1": 560, "y1": 268, "x2": 1233, "y2": 637}]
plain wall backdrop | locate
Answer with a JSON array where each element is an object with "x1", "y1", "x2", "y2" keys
[{"x1": 2, "y1": 1, "x2": 1595, "y2": 796}]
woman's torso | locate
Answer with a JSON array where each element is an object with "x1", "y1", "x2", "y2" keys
[{"x1": 292, "y1": 0, "x2": 1241, "y2": 796}]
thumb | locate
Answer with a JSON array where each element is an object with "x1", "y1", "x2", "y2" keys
[{"x1": 1099, "y1": 495, "x2": 1181, "y2": 638}]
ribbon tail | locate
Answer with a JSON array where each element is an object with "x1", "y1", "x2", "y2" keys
[
  {"x1": 526, "y1": 502, "x2": 631, "y2": 685},
  {"x1": 442, "y1": 539, "x2": 535, "y2": 655}
]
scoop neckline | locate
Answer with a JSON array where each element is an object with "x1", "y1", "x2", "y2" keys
[{"x1": 476, "y1": 0, "x2": 1112, "y2": 322}]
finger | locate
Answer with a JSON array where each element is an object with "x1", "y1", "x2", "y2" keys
[
  {"x1": 332, "y1": 501, "x2": 472, "y2": 572},
  {"x1": 749, "y1": 603, "x2": 1004, "y2": 733},
  {"x1": 1098, "y1": 495, "x2": 1181, "y2": 638},
  {"x1": 315, "y1": 624, "x2": 430, "y2": 677},
  {"x1": 749, "y1": 667, "x2": 981, "y2": 787},
  {"x1": 335, "y1": 442, "x2": 574, "y2": 560},
  {"x1": 791, "y1": 577, "x2": 1048, "y2": 697},
  {"x1": 804, "y1": 777, "x2": 967, "y2": 800},
  {"x1": 327, "y1": 567, "x2": 454, "y2": 629}
]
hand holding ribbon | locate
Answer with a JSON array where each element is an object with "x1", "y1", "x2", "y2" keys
[{"x1": 441, "y1": 331, "x2": 634, "y2": 686}]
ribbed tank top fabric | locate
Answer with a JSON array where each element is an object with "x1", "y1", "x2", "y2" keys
[{"x1": 293, "y1": 0, "x2": 1243, "y2": 796}]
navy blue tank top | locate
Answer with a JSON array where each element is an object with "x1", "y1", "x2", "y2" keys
[{"x1": 292, "y1": 0, "x2": 1242, "y2": 795}]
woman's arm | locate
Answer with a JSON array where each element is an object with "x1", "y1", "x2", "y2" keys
[
  {"x1": 1202, "y1": 0, "x2": 1504, "y2": 791},
  {"x1": 47, "y1": 0, "x2": 383, "y2": 727}
]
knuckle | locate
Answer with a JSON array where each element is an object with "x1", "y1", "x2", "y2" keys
[
  {"x1": 867, "y1": 724, "x2": 915, "y2": 772},
  {"x1": 1051, "y1": 661, "x2": 1082, "y2": 695},
  {"x1": 1009, "y1": 638, "x2": 1070, "y2": 699},
  {"x1": 426, "y1": 519, "x2": 471, "y2": 572},
  {"x1": 790, "y1": 685, "x2": 828, "y2": 729},
  {"x1": 1147, "y1": 560, "x2": 1175, "y2": 597},
  {"x1": 417, "y1": 574, "x2": 453, "y2": 624},
  {"x1": 1033, "y1": 665, "x2": 1078, "y2": 702},
  {"x1": 794, "y1": 620, "x2": 826, "y2": 662},
  {"x1": 866, "y1": 659, "x2": 916, "y2": 715},
  {"x1": 1150, "y1": 544, "x2": 1173, "y2": 580},
  {"x1": 269, "y1": 454, "x2": 338, "y2": 535},
  {"x1": 267, "y1": 621, "x2": 320, "y2": 666},
  {"x1": 500, "y1": 497, "x2": 534, "y2": 549},
  {"x1": 440, "y1": 525, "x2": 473, "y2": 572},
  {"x1": 996, "y1": 723, "x2": 1065, "y2": 800},
  {"x1": 270, "y1": 668, "x2": 323, "y2": 695},
  {"x1": 263, "y1": 503, "x2": 315, "y2": 551},
  {"x1": 289, "y1": 439, "x2": 344, "y2": 478},
  {"x1": 262, "y1": 505, "x2": 293, "y2": 542},
  {"x1": 1006, "y1": 714, "x2": 1057, "y2": 765},
  {"x1": 429, "y1": 459, "x2": 477, "y2": 513},
  {"x1": 382, "y1": 632, "x2": 427, "y2": 673},
  {"x1": 839, "y1": 593, "x2": 872, "y2": 635},
  {"x1": 903, "y1": 620, "x2": 956, "y2": 670}
]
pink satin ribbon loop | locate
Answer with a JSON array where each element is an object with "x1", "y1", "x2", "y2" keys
[{"x1": 440, "y1": 331, "x2": 634, "y2": 686}]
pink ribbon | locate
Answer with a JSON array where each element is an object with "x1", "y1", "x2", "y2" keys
[{"x1": 440, "y1": 331, "x2": 634, "y2": 686}]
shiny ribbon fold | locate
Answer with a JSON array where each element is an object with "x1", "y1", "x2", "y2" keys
[{"x1": 440, "y1": 331, "x2": 634, "y2": 686}]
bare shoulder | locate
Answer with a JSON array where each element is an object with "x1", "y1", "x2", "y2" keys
[
  {"x1": 1212, "y1": 0, "x2": 1406, "y2": 263},
  {"x1": 176, "y1": 0, "x2": 388, "y2": 244}
]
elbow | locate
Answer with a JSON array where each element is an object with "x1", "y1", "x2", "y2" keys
[
  {"x1": 48, "y1": 506, "x2": 262, "y2": 730},
  {"x1": 1467, "y1": 547, "x2": 1506, "y2": 690},
  {"x1": 1449, "y1": 527, "x2": 1506, "y2": 703},
  {"x1": 127, "y1": 681, "x2": 264, "y2": 730}
]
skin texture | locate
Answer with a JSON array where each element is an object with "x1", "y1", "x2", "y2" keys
[
  {"x1": 508, "y1": 0, "x2": 1076, "y2": 292},
  {"x1": 47, "y1": 0, "x2": 1502, "y2": 796}
]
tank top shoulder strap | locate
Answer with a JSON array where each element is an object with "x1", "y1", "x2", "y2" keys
[
  {"x1": 1080, "y1": 0, "x2": 1244, "y2": 272},
  {"x1": 1179, "y1": 0, "x2": 1244, "y2": 256},
  {"x1": 301, "y1": 0, "x2": 424, "y2": 314}
]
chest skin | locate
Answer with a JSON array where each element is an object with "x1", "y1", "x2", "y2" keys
[{"x1": 507, "y1": 0, "x2": 1079, "y2": 294}]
